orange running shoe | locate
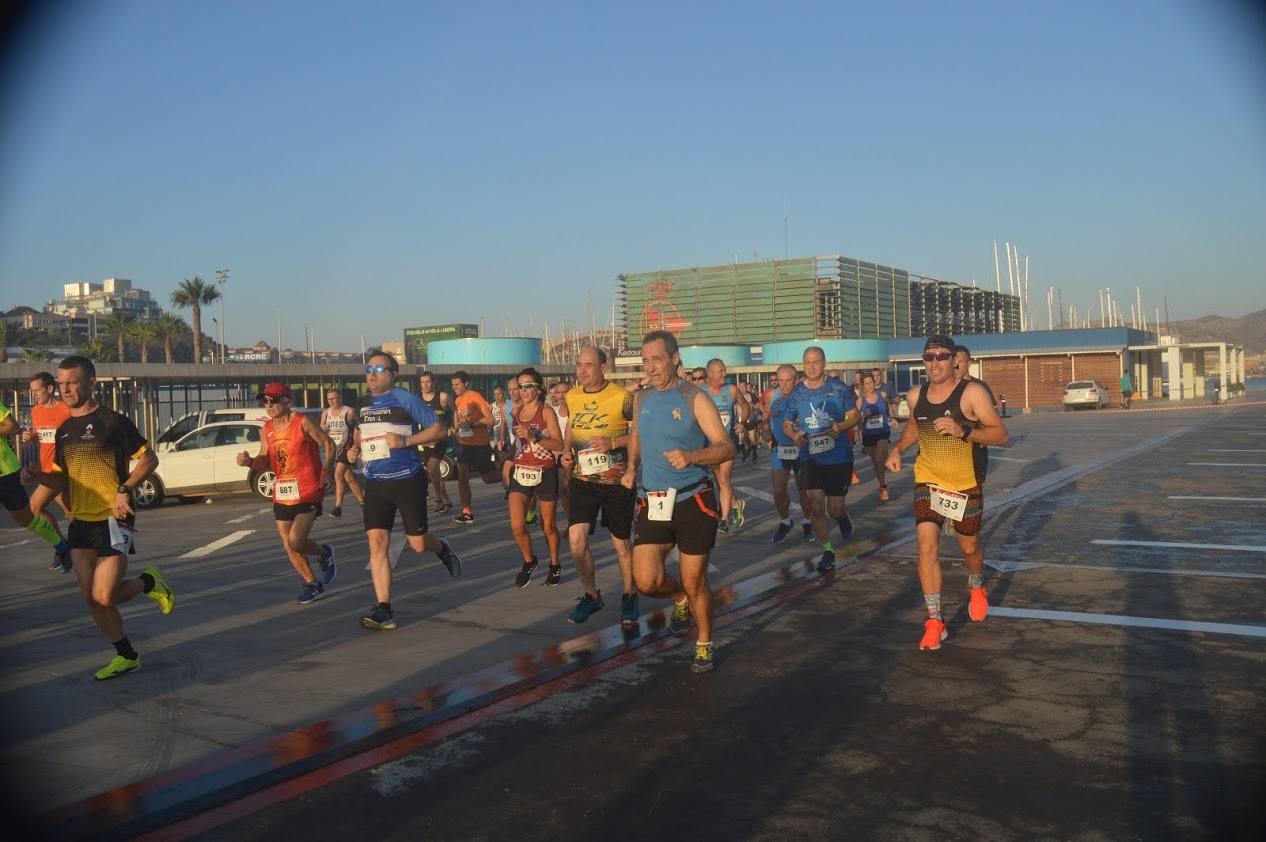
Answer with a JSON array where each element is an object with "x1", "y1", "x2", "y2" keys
[
  {"x1": 851, "y1": 470, "x2": 860, "y2": 485},
  {"x1": 919, "y1": 618, "x2": 947, "y2": 650},
  {"x1": 879, "y1": 485, "x2": 889, "y2": 501},
  {"x1": 968, "y1": 586, "x2": 989, "y2": 622}
]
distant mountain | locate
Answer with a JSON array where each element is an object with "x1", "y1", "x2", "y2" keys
[{"x1": 1170, "y1": 307, "x2": 1266, "y2": 353}]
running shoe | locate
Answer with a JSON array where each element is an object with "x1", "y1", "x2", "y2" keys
[
  {"x1": 297, "y1": 581, "x2": 325, "y2": 605},
  {"x1": 453, "y1": 511, "x2": 474, "y2": 525},
  {"x1": 802, "y1": 522, "x2": 814, "y2": 541},
  {"x1": 144, "y1": 567, "x2": 174, "y2": 615},
  {"x1": 878, "y1": 486, "x2": 889, "y2": 502},
  {"x1": 669, "y1": 599, "x2": 691, "y2": 637},
  {"x1": 567, "y1": 591, "x2": 604, "y2": 624},
  {"x1": 525, "y1": 509, "x2": 538, "y2": 526},
  {"x1": 515, "y1": 557, "x2": 539, "y2": 588},
  {"x1": 731, "y1": 498, "x2": 746, "y2": 528},
  {"x1": 360, "y1": 604, "x2": 396, "y2": 630},
  {"x1": 850, "y1": 470, "x2": 860, "y2": 486},
  {"x1": 94, "y1": 654, "x2": 140, "y2": 681},
  {"x1": 772, "y1": 521, "x2": 792, "y2": 543},
  {"x1": 51, "y1": 540, "x2": 72, "y2": 573},
  {"x1": 716, "y1": 518, "x2": 729, "y2": 535},
  {"x1": 329, "y1": 505, "x2": 343, "y2": 519},
  {"x1": 438, "y1": 537, "x2": 462, "y2": 577},
  {"x1": 691, "y1": 642, "x2": 715, "y2": 673},
  {"x1": 620, "y1": 592, "x2": 639, "y2": 626},
  {"x1": 319, "y1": 544, "x2": 337, "y2": 585},
  {"x1": 543, "y1": 564, "x2": 562, "y2": 588},
  {"x1": 440, "y1": 501, "x2": 453, "y2": 513},
  {"x1": 838, "y1": 512, "x2": 854, "y2": 540},
  {"x1": 817, "y1": 550, "x2": 836, "y2": 572},
  {"x1": 919, "y1": 618, "x2": 948, "y2": 651},
  {"x1": 968, "y1": 586, "x2": 989, "y2": 622}
]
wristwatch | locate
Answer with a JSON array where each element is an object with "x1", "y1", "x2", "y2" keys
[
  {"x1": 118, "y1": 484, "x2": 131, "y2": 494},
  {"x1": 960, "y1": 425, "x2": 972, "y2": 442}
]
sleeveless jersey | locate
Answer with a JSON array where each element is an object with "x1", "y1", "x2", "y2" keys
[
  {"x1": 706, "y1": 383, "x2": 736, "y2": 432},
  {"x1": 635, "y1": 382, "x2": 708, "y2": 494},
  {"x1": 858, "y1": 392, "x2": 891, "y2": 436},
  {"x1": 566, "y1": 381, "x2": 633, "y2": 484},
  {"x1": 913, "y1": 379, "x2": 980, "y2": 491},
  {"x1": 322, "y1": 405, "x2": 354, "y2": 447},
  {"x1": 31, "y1": 400, "x2": 72, "y2": 472},
  {"x1": 421, "y1": 392, "x2": 450, "y2": 427},
  {"x1": 0, "y1": 401, "x2": 22, "y2": 476},
  {"x1": 512, "y1": 402, "x2": 558, "y2": 469},
  {"x1": 265, "y1": 415, "x2": 323, "y2": 504}
]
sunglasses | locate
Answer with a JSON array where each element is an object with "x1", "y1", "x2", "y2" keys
[
  {"x1": 261, "y1": 396, "x2": 289, "y2": 406},
  {"x1": 365, "y1": 364, "x2": 396, "y2": 374},
  {"x1": 518, "y1": 382, "x2": 540, "y2": 390},
  {"x1": 922, "y1": 351, "x2": 953, "y2": 362},
  {"x1": 689, "y1": 375, "x2": 705, "y2": 381}
]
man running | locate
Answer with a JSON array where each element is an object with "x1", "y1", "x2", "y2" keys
[
  {"x1": 507, "y1": 368, "x2": 564, "y2": 588},
  {"x1": 561, "y1": 346, "x2": 638, "y2": 625},
  {"x1": 321, "y1": 388, "x2": 364, "y2": 519},
  {"x1": 739, "y1": 383, "x2": 761, "y2": 463},
  {"x1": 21, "y1": 372, "x2": 73, "y2": 570},
  {"x1": 622, "y1": 331, "x2": 734, "y2": 673},
  {"x1": 417, "y1": 371, "x2": 454, "y2": 514},
  {"x1": 490, "y1": 384, "x2": 510, "y2": 456},
  {"x1": 886, "y1": 336, "x2": 1008, "y2": 651},
  {"x1": 872, "y1": 368, "x2": 898, "y2": 413},
  {"x1": 19, "y1": 356, "x2": 173, "y2": 680},
  {"x1": 3, "y1": 395, "x2": 72, "y2": 570},
  {"x1": 702, "y1": 358, "x2": 746, "y2": 533},
  {"x1": 766, "y1": 364, "x2": 814, "y2": 542},
  {"x1": 450, "y1": 371, "x2": 499, "y2": 524},
  {"x1": 239, "y1": 383, "x2": 338, "y2": 605},
  {"x1": 348, "y1": 350, "x2": 462, "y2": 630},
  {"x1": 952, "y1": 345, "x2": 996, "y2": 484},
  {"x1": 782, "y1": 346, "x2": 859, "y2": 572},
  {"x1": 857, "y1": 373, "x2": 894, "y2": 501}
]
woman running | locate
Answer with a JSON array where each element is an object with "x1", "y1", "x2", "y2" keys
[
  {"x1": 508, "y1": 368, "x2": 565, "y2": 588},
  {"x1": 856, "y1": 373, "x2": 893, "y2": 501}
]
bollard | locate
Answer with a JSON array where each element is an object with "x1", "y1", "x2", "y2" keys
[{"x1": 999, "y1": 394, "x2": 1008, "y2": 417}]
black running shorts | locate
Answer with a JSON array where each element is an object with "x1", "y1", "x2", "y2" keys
[
  {"x1": 799, "y1": 461, "x2": 851, "y2": 497},
  {"x1": 68, "y1": 516, "x2": 136, "y2": 558},
  {"x1": 274, "y1": 501, "x2": 322, "y2": 521},
  {"x1": 363, "y1": 470, "x2": 429, "y2": 535},
  {"x1": 569, "y1": 479, "x2": 636, "y2": 540},
  {"x1": 633, "y1": 485, "x2": 719, "y2": 555},
  {"x1": 0, "y1": 472, "x2": 28, "y2": 512},
  {"x1": 508, "y1": 464, "x2": 560, "y2": 501}
]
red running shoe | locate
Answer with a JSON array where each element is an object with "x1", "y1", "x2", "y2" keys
[
  {"x1": 919, "y1": 618, "x2": 947, "y2": 650},
  {"x1": 968, "y1": 586, "x2": 989, "y2": 622}
]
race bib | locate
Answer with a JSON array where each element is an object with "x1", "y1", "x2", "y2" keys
[
  {"x1": 108, "y1": 517, "x2": 135, "y2": 555},
  {"x1": 457, "y1": 423, "x2": 474, "y2": 439},
  {"x1": 329, "y1": 430, "x2": 346, "y2": 445},
  {"x1": 362, "y1": 436, "x2": 391, "y2": 462},
  {"x1": 929, "y1": 485, "x2": 968, "y2": 522},
  {"x1": 646, "y1": 487, "x2": 677, "y2": 522},
  {"x1": 513, "y1": 465, "x2": 544, "y2": 487},
  {"x1": 275, "y1": 477, "x2": 300, "y2": 502},
  {"x1": 719, "y1": 411, "x2": 732, "y2": 429},
  {"x1": 37, "y1": 427, "x2": 57, "y2": 444},
  {"x1": 809, "y1": 433, "x2": 833, "y2": 455},
  {"x1": 578, "y1": 448, "x2": 610, "y2": 476},
  {"x1": 864, "y1": 416, "x2": 885, "y2": 431},
  {"x1": 777, "y1": 445, "x2": 800, "y2": 461}
]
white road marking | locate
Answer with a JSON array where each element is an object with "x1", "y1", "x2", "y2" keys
[
  {"x1": 985, "y1": 558, "x2": 1266, "y2": 580},
  {"x1": 1168, "y1": 495, "x2": 1263, "y2": 503},
  {"x1": 178, "y1": 530, "x2": 256, "y2": 559},
  {"x1": 733, "y1": 486, "x2": 804, "y2": 514},
  {"x1": 1206, "y1": 449, "x2": 1266, "y2": 453},
  {"x1": 226, "y1": 512, "x2": 257, "y2": 524},
  {"x1": 0, "y1": 538, "x2": 35, "y2": 550},
  {"x1": 988, "y1": 455, "x2": 1032, "y2": 463},
  {"x1": 1092, "y1": 539, "x2": 1266, "y2": 553},
  {"x1": 1187, "y1": 462, "x2": 1266, "y2": 467},
  {"x1": 990, "y1": 606, "x2": 1266, "y2": 639}
]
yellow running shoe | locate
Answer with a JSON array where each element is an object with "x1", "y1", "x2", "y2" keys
[
  {"x1": 691, "y1": 641, "x2": 715, "y2": 673},
  {"x1": 144, "y1": 566, "x2": 174, "y2": 615},
  {"x1": 94, "y1": 654, "x2": 140, "y2": 680}
]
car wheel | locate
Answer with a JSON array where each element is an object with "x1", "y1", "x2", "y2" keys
[
  {"x1": 439, "y1": 456, "x2": 456, "y2": 481},
  {"x1": 251, "y1": 469, "x2": 276, "y2": 500},
  {"x1": 134, "y1": 477, "x2": 165, "y2": 508}
]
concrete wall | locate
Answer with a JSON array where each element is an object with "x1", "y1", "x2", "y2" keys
[
  {"x1": 678, "y1": 345, "x2": 750, "y2": 369},
  {"x1": 761, "y1": 338, "x2": 890, "y2": 366},
  {"x1": 426, "y1": 338, "x2": 541, "y2": 367}
]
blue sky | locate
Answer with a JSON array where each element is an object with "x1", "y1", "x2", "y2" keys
[{"x1": 1, "y1": 0, "x2": 1263, "y2": 350}]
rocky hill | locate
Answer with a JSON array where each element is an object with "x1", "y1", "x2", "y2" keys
[{"x1": 1170, "y1": 307, "x2": 1266, "y2": 353}]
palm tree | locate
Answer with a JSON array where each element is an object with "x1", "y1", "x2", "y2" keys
[
  {"x1": 101, "y1": 313, "x2": 135, "y2": 363},
  {"x1": 156, "y1": 313, "x2": 188, "y2": 364},
  {"x1": 170, "y1": 276, "x2": 220, "y2": 364},
  {"x1": 20, "y1": 348, "x2": 55, "y2": 363},
  {"x1": 131, "y1": 319, "x2": 160, "y2": 363},
  {"x1": 77, "y1": 338, "x2": 116, "y2": 363},
  {"x1": 0, "y1": 320, "x2": 8, "y2": 363}
]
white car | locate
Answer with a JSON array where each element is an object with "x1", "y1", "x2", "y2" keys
[
  {"x1": 1062, "y1": 380, "x2": 1110, "y2": 411},
  {"x1": 133, "y1": 420, "x2": 273, "y2": 507}
]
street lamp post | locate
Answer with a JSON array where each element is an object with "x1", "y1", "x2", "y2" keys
[
  {"x1": 210, "y1": 317, "x2": 219, "y2": 364},
  {"x1": 215, "y1": 268, "x2": 229, "y2": 365}
]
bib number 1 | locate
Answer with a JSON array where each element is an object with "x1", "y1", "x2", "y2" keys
[{"x1": 646, "y1": 488, "x2": 678, "y2": 522}]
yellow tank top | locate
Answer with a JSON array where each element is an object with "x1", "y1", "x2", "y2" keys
[
  {"x1": 913, "y1": 380, "x2": 980, "y2": 491},
  {"x1": 565, "y1": 382, "x2": 634, "y2": 484}
]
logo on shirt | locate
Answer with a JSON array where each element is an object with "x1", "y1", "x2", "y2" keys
[
  {"x1": 82, "y1": 423, "x2": 95, "y2": 440},
  {"x1": 672, "y1": 407, "x2": 682, "y2": 421}
]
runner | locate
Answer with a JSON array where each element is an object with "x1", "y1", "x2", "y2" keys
[
  {"x1": 952, "y1": 344, "x2": 997, "y2": 484},
  {"x1": 702, "y1": 358, "x2": 746, "y2": 533},
  {"x1": 561, "y1": 346, "x2": 638, "y2": 625},
  {"x1": 238, "y1": 384, "x2": 337, "y2": 604},
  {"x1": 1120, "y1": 369, "x2": 1133, "y2": 409},
  {"x1": 739, "y1": 383, "x2": 761, "y2": 463},
  {"x1": 348, "y1": 350, "x2": 462, "y2": 631},
  {"x1": 886, "y1": 336, "x2": 1008, "y2": 651},
  {"x1": 19, "y1": 355, "x2": 174, "y2": 680},
  {"x1": 766, "y1": 364, "x2": 814, "y2": 542},
  {"x1": 21, "y1": 371, "x2": 73, "y2": 571},
  {"x1": 3, "y1": 394, "x2": 72, "y2": 571},
  {"x1": 782, "y1": 346, "x2": 859, "y2": 572},
  {"x1": 872, "y1": 367, "x2": 898, "y2": 413},
  {"x1": 547, "y1": 381, "x2": 572, "y2": 518},
  {"x1": 417, "y1": 371, "x2": 454, "y2": 513},
  {"x1": 508, "y1": 368, "x2": 564, "y2": 588},
  {"x1": 490, "y1": 385, "x2": 509, "y2": 457},
  {"x1": 450, "y1": 371, "x2": 500, "y2": 524},
  {"x1": 856, "y1": 373, "x2": 894, "y2": 501},
  {"x1": 320, "y1": 388, "x2": 364, "y2": 519},
  {"x1": 622, "y1": 331, "x2": 734, "y2": 673}
]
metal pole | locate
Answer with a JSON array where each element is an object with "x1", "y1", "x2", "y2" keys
[{"x1": 216, "y1": 268, "x2": 229, "y2": 364}]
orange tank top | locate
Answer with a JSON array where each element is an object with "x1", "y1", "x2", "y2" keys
[
  {"x1": 32, "y1": 402, "x2": 72, "y2": 472},
  {"x1": 265, "y1": 415, "x2": 323, "y2": 504}
]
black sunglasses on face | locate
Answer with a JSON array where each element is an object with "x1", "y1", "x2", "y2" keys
[
  {"x1": 262, "y1": 397, "x2": 288, "y2": 406},
  {"x1": 365, "y1": 364, "x2": 396, "y2": 374}
]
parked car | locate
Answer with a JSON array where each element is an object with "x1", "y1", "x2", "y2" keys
[
  {"x1": 155, "y1": 408, "x2": 269, "y2": 453},
  {"x1": 1062, "y1": 380, "x2": 1110, "y2": 410},
  {"x1": 134, "y1": 420, "x2": 279, "y2": 507}
]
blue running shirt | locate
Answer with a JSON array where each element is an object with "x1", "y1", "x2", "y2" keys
[
  {"x1": 358, "y1": 387, "x2": 438, "y2": 481},
  {"x1": 782, "y1": 380, "x2": 856, "y2": 465},
  {"x1": 635, "y1": 382, "x2": 709, "y2": 494}
]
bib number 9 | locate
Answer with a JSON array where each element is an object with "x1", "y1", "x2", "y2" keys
[{"x1": 362, "y1": 436, "x2": 391, "y2": 462}]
